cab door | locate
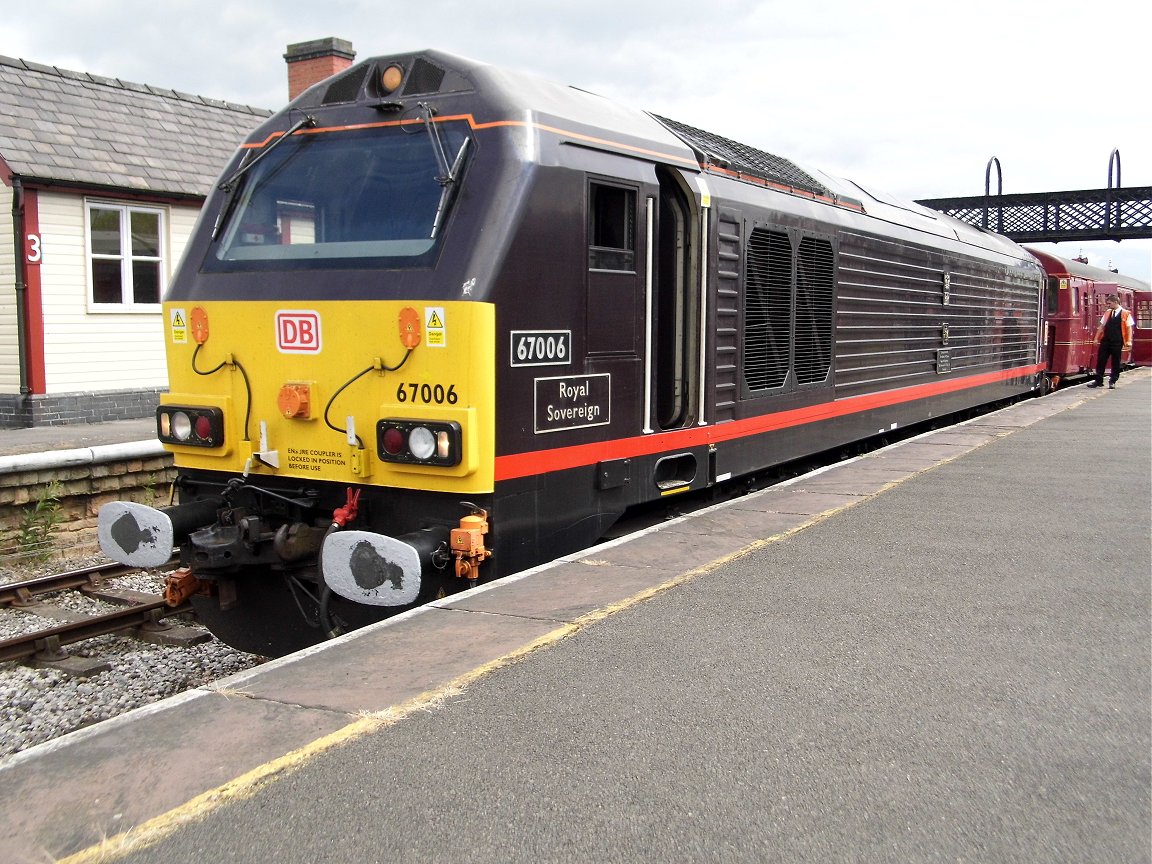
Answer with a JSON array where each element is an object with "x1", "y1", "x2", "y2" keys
[{"x1": 647, "y1": 167, "x2": 705, "y2": 432}]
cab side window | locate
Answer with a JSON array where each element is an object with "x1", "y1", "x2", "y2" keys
[{"x1": 589, "y1": 183, "x2": 636, "y2": 272}]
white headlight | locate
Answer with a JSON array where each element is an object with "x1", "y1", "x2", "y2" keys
[
  {"x1": 408, "y1": 426, "x2": 436, "y2": 460},
  {"x1": 171, "y1": 411, "x2": 193, "y2": 441}
]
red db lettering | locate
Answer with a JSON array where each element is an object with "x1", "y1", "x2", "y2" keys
[{"x1": 276, "y1": 311, "x2": 322, "y2": 354}]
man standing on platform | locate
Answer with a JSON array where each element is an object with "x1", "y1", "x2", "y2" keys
[{"x1": 1087, "y1": 294, "x2": 1134, "y2": 389}]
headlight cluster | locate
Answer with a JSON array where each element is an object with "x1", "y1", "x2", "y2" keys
[
  {"x1": 157, "y1": 406, "x2": 224, "y2": 448},
  {"x1": 376, "y1": 419, "x2": 461, "y2": 467}
]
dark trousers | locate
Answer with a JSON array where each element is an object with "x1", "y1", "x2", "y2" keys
[{"x1": 1094, "y1": 341, "x2": 1124, "y2": 384}]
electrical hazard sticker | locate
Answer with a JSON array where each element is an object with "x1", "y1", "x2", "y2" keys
[
  {"x1": 170, "y1": 308, "x2": 188, "y2": 344},
  {"x1": 425, "y1": 307, "x2": 446, "y2": 347}
]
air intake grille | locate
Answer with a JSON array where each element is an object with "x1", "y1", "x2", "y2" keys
[
  {"x1": 402, "y1": 58, "x2": 446, "y2": 95},
  {"x1": 794, "y1": 237, "x2": 835, "y2": 384},
  {"x1": 323, "y1": 65, "x2": 370, "y2": 104},
  {"x1": 743, "y1": 228, "x2": 793, "y2": 391},
  {"x1": 653, "y1": 114, "x2": 827, "y2": 197}
]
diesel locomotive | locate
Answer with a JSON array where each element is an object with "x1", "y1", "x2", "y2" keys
[{"x1": 98, "y1": 50, "x2": 1047, "y2": 656}]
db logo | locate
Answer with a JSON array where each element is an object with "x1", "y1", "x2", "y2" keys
[{"x1": 276, "y1": 311, "x2": 322, "y2": 354}]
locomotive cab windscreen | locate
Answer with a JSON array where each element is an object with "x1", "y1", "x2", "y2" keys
[{"x1": 207, "y1": 122, "x2": 471, "y2": 270}]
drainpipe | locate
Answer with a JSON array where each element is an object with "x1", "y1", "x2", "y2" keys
[{"x1": 11, "y1": 175, "x2": 30, "y2": 394}]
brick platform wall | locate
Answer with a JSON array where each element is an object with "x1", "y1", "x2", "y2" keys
[
  {"x1": 0, "y1": 388, "x2": 164, "y2": 429},
  {"x1": 0, "y1": 452, "x2": 176, "y2": 564}
]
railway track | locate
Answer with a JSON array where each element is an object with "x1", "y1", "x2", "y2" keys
[
  {"x1": 0, "y1": 388, "x2": 1051, "y2": 759},
  {"x1": 0, "y1": 559, "x2": 164, "y2": 607},
  {"x1": 1, "y1": 393, "x2": 1024, "y2": 672},
  {"x1": 0, "y1": 558, "x2": 207, "y2": 673}
]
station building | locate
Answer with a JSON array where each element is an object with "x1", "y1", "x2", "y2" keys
[{"x1": 0, "y1": 38, "x2": 354, "y2": 428}]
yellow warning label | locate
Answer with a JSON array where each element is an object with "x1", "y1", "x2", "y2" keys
[
  {"x1": 170, "y1": 308, "x2": 188, "y2": 344},
  {"x1": 424, "y1": 306, "x2": 446, "y2": 348}
]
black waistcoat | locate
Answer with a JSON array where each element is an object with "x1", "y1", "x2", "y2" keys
[{"x1": 1102, "y1": 310, "x2": 1124, "y2": 344}]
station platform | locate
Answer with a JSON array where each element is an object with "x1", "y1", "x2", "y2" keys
[
  {"x1": 0, "y1": 417, "x2": 156, "y2": 458},
  {"x1": 1, "y1": 372, "x2": 1149, "y2": 864}
]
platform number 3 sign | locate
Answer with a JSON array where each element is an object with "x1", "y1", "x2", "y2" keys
[{"x1": 26, "y1": 233, "x2": 42, "y2": 263}]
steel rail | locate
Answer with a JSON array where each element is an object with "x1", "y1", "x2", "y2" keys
[
  {"x1": 0, "y1": 598, "x2": 191, "y2": 662},
  {"x1": 0, "y1": 558, "x2": 177, "y2": 608}
]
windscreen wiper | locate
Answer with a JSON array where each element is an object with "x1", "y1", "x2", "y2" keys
[
  {"x1": 431, "y1": 138, "x2": 469, "y2": 239},
  {"x1": 418, "y1": 103, "x2": 469, "y2": 239},
  {"x1": 212, "y1": 114, "x2": 316, "y2": 239},
  {"x1": 220, "y1": 114, "x2": 316, "y2": 192}
]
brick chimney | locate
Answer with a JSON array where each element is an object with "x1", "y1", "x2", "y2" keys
[{"x1": 284, "y1": 37, "x2": 356, "y2": 100}]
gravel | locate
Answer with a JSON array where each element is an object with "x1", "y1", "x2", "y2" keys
[{"x1": 0, "y1": 554, "x2": 266, "y2": 761}]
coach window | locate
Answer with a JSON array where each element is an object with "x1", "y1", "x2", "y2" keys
[
  {"x1": 1137, "y1": 298, "x2": 1152, "y2": 329},
  {"x1": 1046, "y1": 278, "x2": 1060, "y2": 317},
  {"x1": 588, "y1": 182, "x2": 636, "y2": 272},
  {"x1": 86, "y1": 201, "x2": 165, "y2": 310}
]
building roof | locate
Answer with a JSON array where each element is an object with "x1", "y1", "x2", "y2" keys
[{"x1": 0, "y1": 55, "x2": 271, "y2": 198}]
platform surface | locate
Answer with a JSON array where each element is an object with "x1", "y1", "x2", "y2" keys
[
  {"x1": 0, "y1": 417, "x2": 155, "y2": 457},
  {"x1": 1, "y1": 373, "x2": 1148, "y2": 864}
]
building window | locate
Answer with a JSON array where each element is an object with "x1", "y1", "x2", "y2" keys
[{"x1": 87, "y1": 202, "x2": 165, "y2": 308}]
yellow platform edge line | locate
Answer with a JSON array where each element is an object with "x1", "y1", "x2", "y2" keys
[{"x1": 55, "y1": 380, "x2": 1112, "y2": 863}]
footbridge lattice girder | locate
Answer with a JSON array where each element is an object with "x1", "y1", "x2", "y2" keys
[{"x1": 916, "y1": 186, "x2": 1152, "y2": 243}]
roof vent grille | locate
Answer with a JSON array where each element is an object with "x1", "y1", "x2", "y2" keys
[
  {"x1": 323, "y1": 65, "x2": 370, "y2": 104},
  {"x1": 402, "y1": 58, "x2": 446, "y2": 95},
  {"x1": 652, "y1": 114, "x2": 828, "y2": 197}
]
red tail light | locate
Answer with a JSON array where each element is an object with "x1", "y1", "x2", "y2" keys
[
  {"x1": 376, "y1": 419, "x2": 461, "y2": 467},
  {"x1": 157, "y1": 406, "x2": 224, "y2": 448}
]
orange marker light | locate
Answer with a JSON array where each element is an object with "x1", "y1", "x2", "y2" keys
[
  {"x1": 399, "y1": 307, "x2": 422, "y2": 349},
  {"x1": 380, "y1": 64, "x2": 404, "y2": 94},
  {"x1": 190, "y1": 307, "x2": 210, "y2": 345}
]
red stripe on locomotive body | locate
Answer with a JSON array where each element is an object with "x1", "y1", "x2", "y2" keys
[{"x1": 494, "y1": 364, "x2": 1044, "y2": 481}]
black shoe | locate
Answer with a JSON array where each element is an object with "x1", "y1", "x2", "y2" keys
[
  {"x1": 1086, "y1": 382, "x2": 1102, "y2": 388},
  {"x1": 1108, "y1": 383, "x2": 1116, "y2": 389}
]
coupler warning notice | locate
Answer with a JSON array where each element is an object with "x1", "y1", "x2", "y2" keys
[
  {"x1": 286, "y1": 447, "x2": 346, "y2": 472},
  {"x1": 534, "y1": 374, "x2": 611, "y2": 433}
]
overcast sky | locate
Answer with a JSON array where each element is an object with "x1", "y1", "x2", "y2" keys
[{"x1": 7, "y1": 0, "x2": 1150, "y2": 280}]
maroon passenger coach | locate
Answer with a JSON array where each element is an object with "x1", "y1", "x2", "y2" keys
[{"x1": 1027, "y1": 248, "x2": 1147, "y2": 387}]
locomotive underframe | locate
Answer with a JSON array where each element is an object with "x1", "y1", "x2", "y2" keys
[{"x1": 163, "y1": 368, "x2": 1034, "y2": 657}]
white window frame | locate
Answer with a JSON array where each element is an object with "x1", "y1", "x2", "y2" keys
[{"x1": 85, "y1": 200, "x2": 167, "y2": 312}]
